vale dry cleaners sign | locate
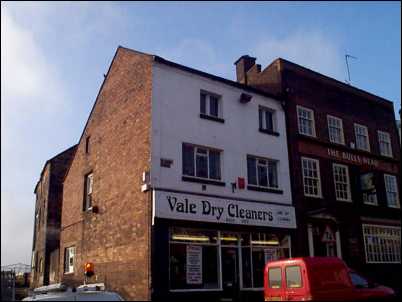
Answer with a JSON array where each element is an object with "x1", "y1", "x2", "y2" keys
[{"x1": 153, "y1": 190, "x2": 296, "y2": 228}]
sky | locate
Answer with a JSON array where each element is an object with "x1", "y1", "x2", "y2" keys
[{"x1": 1, "y1": 1, "x2": 401, "y2": 266}]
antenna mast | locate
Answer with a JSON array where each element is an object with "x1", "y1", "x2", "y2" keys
[{"x1": 345, "y1": 54, "x2": 357, "y2": 84}]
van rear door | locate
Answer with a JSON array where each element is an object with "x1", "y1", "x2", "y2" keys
[
  {"x1": 284, "y1": 264, "x2": 307, "y2": 301},
  {"x1": 265, "y1": 266, "x2": 283, "y2": 301}
]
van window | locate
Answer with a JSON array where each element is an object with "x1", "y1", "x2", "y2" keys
[
  {"x1": 350, "y1": 272, "x2": 369, "y2": 288},
  {"x1": 286, "y1": 266, "x2": 302, "y2": 288},
  {"x1": 268, "y1": 267, "x2": 282, "y2": 288}
]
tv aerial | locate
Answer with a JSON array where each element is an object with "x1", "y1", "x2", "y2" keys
[{"x1": 345, "y1": 54, "x2": 357, "y2": 85}]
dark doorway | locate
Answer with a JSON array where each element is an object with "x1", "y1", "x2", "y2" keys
[{"x1": 221, "y1": 247, "x2": 239, "y2": 301}]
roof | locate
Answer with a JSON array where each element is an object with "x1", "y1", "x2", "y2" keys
[
  {"x1": 265, "y1": 256, "x2": 346, "y2": 267},
  {"x1": 273, "y1": 57, "x2": 394, "y2": 108}
]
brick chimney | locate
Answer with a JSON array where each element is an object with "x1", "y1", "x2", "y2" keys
[{"x1": 234, "y1": 55, "x2": 257, "y2": 85}]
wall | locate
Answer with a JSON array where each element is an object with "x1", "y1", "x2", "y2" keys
[
  {"x1": 151, "y1": 63, "x2": 292, "y2": 205},
  {"x1": 59, "y1": 47, "x2": 153, "y2": 300}
]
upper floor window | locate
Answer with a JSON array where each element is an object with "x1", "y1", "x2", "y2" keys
[
  {"x1": 333, "y1": 163, "x2": 352, "y2": 202},
  {"x1": 85, "y1": 136, "x2": 91, "y2": 154},
  {"x1": 259, "y1": 106, "x2": 276, "y2": 133},
  {"x1": 354, "y1": 123, "x2": 370, "y2": 152},
  {"x1": 297, "y1": 106, "x2": 316, "y2": 137},
  {"x1": 182, "y1": 143, "x2": 221, "y2": 180},
  {"x1": 247, "y1": 155, "x2": 279, "y2": 189},
  {"x1": 64, "y1": 246, "x2": 75, "y2": 274},
  {"x1": 327, "y1": 115, "x2": 345, "y2": 145},
  {"x1": 83, "y1": 173, "x2": 93, "y2": 211},
  {"x1": 384, "y1": 174, "x2": 399, "y2": 208},
  {"x1": 378, "y1": 131, "x2": 392, "y2": 157},
  {"x1": 360, "y1": 173, "x2": 377, "y2": 206},
  {"x1": 200, "y1": 91, "x2": 223, "y2": 122},
  {"x1": 301, "y1": 157, "x2": 322, "y2": 197}
]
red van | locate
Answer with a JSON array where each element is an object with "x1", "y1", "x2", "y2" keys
[{"x1": 264, "y1": 257, "x2": 395, "y2": 301}]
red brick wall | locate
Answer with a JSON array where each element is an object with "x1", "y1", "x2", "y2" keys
[{"x1": 60, "y1": 47, "x2": 153, "y2": 300}]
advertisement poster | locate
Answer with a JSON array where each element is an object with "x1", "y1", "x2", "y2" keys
[{"x1": 186, "y1": 245, "x2": 202, "y2": 284}]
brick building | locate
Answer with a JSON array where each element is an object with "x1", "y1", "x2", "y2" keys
[
  {"x1": 236, "y1": 56, "x2": 401, "y2": 292},
  {"x1": 31, "y1": 145, "x2": 77, "y2": 288},
  {"x1": 57, "y1": 46, "x2": 296, "y2": 301}
]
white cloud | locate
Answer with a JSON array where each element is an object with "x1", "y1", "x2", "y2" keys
[{"x1": 253, "y1": 30, "x2": 345, "y2": 82}]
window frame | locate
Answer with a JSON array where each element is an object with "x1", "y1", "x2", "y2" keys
[
  {"x1": 259, "y1": 106, "x2": 277, "y2": 133},
  {"x1": 384, "y1": 174, "x2": 400, "y2": 208},
  {"x1": 327, "y1": 115, "x2": 345, "y2": 145},
  {"x1": 377, "y1": 130, "x2": 393, "y2": 158},
  {"x1": 247, "y1": 155, "x2": 280, "y2": 190},
  {"x1": 83, "y1": 172, "x2": 93, "y2": 211},
  {"x1": 268, "y1": 267, "x2": 282, "y2": 289},
  {"x1": 64, "y1": 246, "x2": 75, "y2": 274},
  {"x1": 354, "y1": 123, "x2": 370, "y2": 152},
  {"x1": 360, "y1": 173, "x2": 378, "y2": 206},
  {"x1": 301, "y1": 157, "x2": 322, "y2": 198},
  {"x1": 332, "y1": 163, "x2": 352, "y2": 202},
  {"x1": 285, "y1": 265, "x2": 303, "y2": 289},
  {"x1": 182, "y1": 143, "x2": 222, "y2": 182},
  {"x1": 297, "y1": 105, "x2": 316, "y2": 137},
  {"x1": 200, "y1": 91, "x2": 223, "y2": 122}
]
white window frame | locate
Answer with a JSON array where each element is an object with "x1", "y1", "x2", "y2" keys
[
  {"x1": 200, "y1": 91, "x2": 222, "y2": 118},
  {"x1": 301, "y1": 157, "x2": 322, "y2": 198},
  {"x1": 327, "y1": 115, "x2": 345, "y2": 145},
  {"x1": 259, "y1": 106, "x2": 277, "y2": 132},
  {"x1": 247, "y1": 155, "x2": 280, "y2": 189},
  {"x1": 384, "y1": 174, "x2": 400, "y2": 208},
  {"x1": 332, "y1": 163, "x2": 352, "y2": 202},
  {"x1": 84, "y1": 173, "x2": 93, "y2": 211},
  {"x1": 354, "y1": 123, "x2": 370, "y2": 152},
  {"x1": 377, "y1": 130, "x2": 392, "y2": 158},
  {"x1": 362, "y1": 224, "x2": 401, "y2": 264},
  {"x1": 297, "y1": 106, "x2": 316, "y2": 137},
  {"x1": 64, "y1": 246, "x2": 75, "y2": 274}
]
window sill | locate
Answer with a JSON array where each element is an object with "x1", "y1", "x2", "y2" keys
[
  {"x1": 304, "y1": 194, "x2": 323, "y2": 199},
  {"x1": 199, "y1": 113, "x2": 225, "y2": 123},
  {"x1": 336, "y1": 199, "x2": 353, "y2": 203},
  {"x1": 182, "y1": 176, "x2": 226, "y2": 186},
  {"x1": 247, "y1": 185, "x2": 283, "y2": 194},
  {"x1": 258, "y1": 128, "x2": 280, "y2": 136},
  {"x1": 363, "y1": 203, "x2": 379, "y2": 206}
]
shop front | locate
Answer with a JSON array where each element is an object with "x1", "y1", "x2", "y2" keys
[{"x1": 151, "y1": 189, "x2": 296, "y2": 302}]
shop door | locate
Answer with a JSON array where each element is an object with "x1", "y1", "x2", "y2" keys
[{"x1": 221, "y1": 247, "x2": 239, "y2": 301}]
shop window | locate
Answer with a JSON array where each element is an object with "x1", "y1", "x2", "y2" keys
[
  {"x1": 384, "y1": 174, "x2": 399, "y2": 208},
  {"x1": 360, "y1": 173, "x2": 377, "y2": 205},
  {"x1": 333, "y1": 163, "x2": 351, "y2": 202},
  {"x1": 327, "y1": 115, "x2": 345, "y2": 145},
  {"x1": 354, "y1": 123, "x2": 370, "y2": 152},
  {"x1": 268, "y1": 268, "x2": 282, "y2": 289},
  {"x1": 378, "y1": 131, "x2": 392, "y2": 157},
  {"x1": 286, "y1": 266, "x2": 302, "y2": 288},
  {"x1": 247, "y1": 155, "x2": 279, "y2": 189},
  {"x1": 64, "y1": 246, "x2": 75, "y2": 273},
  {"x1": 301, "y1": 157, "x2": 322, "y2": 198},
  {"x1": 182, "y1": 143, "x2": 221, "y2": 181},
  {"x1": 259, "y1": 106, "x2": 277, "y2": 133},
  {"x1": 297, "y1": 106, "x2": 316, "y2": 137},
  {"x1": 169, "y1": 228, "x2": 219, "y2": 290},
  {"x1": 362, "y1": 224, "x2": 401, "y2": 263}
]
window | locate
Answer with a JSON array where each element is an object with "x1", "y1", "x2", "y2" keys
[
  {"x1": 83, "y1": 173, "x2": 93, "y2": 211},
  {"x1": 327, "y1": 115, "x2": 345, "y2": 145},
  {"x1": 301, "y1": 157, "x2": 322, "y2": 197},
  {"x1": 378, "y1": 131, "x2": 392, "y2": 157},
  {"x1": 349, "y1": 272, "x2": 369, "y2": 288},
  {"x1": 268, "y1": 268, "x2": 282, "y2": 289},
  {"x1": 362, "y1": 224, "x2": 400, "y2": 263},
  {"x1": 384, "y1": 174, "x2": 399, "y2": 208},
  {"x1": 85, "y1": 136, "x2": 91, "y2": 154},
  {"x1": 39, "y1": 258, "x2": 43, "y2": 274},
  {"x1": 64, "y1": 246, "x2": 75, "y2": 273},
  {"x1": 333, "y1": 164, "x2": 351, "y2": 201},
  {"x1": 354, "y1": 124, "x2": 370, "y2": 152},
  {"x1": 297, "y1": 106, "x2": 316, "y2": 137},
  {"x1": 360, "y1": 173, "x2": 377, "y2": 205},
  {"x1": 182, "y1": 144, "x2": 221, "y2": 180},
  {"x1": 286, "y1": 266, "x2": 302, "y2": 288},
  {"x1": 247, "y1": 156, "x2": 279, "y2": 189},
  {"x1": 200, "y1": 91, "x2": 222, "y2": 121},
  {"x1": 259, "y1": 106, "x2": 276, "y2": 133}
]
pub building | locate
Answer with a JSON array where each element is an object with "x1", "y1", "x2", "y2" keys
[
  {"x1": 237, "y1": 56, "x2": 401, "y2": 292},
  {"x1": 55, "y1": 47, "x2": 296, "y2": 302}
]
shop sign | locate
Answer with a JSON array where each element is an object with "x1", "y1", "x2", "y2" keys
[
  {"x1": 321, "y1": 225, "x2": 336, "y2": 243},
  {"x1": 327, "y1": 148, "x2": 378, "y2": 167},
  {"x1": 186, "y1": 245, "x2": 202, "y2": 284},
  {"x1": 153, "y1": 190, "x2": 296, "y2": 229}
]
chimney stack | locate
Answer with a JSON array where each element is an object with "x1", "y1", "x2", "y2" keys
[{"x1": 234, "y1": 55, "x2": 256, "y2": 85}]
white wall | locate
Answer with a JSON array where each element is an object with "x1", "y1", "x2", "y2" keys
[{"x1": 151, "y1": 63, "x2": 292, "y2": 205}]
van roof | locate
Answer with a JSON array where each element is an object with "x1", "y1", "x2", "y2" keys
[{"x1": 266, "y1": 257, "x2": 346, "y2": 267}]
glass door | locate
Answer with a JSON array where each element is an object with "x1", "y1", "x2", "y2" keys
[{"x1": 221, "y1": 247, "x2": 239, "y2": 301}]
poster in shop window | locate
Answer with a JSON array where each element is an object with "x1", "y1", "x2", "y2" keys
[
  {"x1": 264, "y1": 248, "x2": 277, "y2": 263},
  {"x1": 186, "y1": 245, "x2": 202, "y2": 284}
]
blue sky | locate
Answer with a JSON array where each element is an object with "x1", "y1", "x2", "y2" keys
[{"x1": 1, "y1": 1, "x2": 400, "y2": 265}]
